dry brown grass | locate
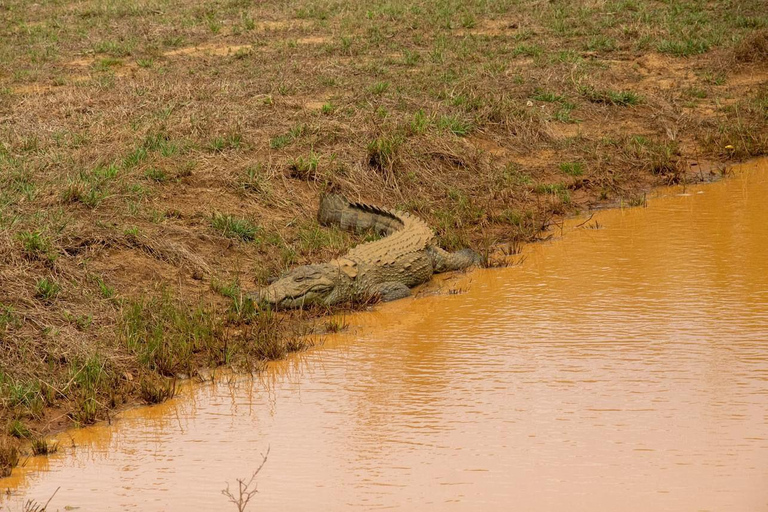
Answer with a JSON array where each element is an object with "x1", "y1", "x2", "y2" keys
[
  {"x1": 734, "y1": 29, "x2": 768, "y2": 63},
  {"x1": 1, "y1": 0, "x2": 767, "y2": 476}
]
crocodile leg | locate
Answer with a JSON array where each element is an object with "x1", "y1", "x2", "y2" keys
[
  {"x1": 375, "y1": 281, "x2": 411, "y2": 302},
  {"x1": 429, "y1": 246, "x2": 481, "y2": 273}
]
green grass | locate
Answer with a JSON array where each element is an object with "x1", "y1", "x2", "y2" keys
[
  {"x1": 367, "y1": 134, "x2": 402, "y2": 170},
  {"x1": 369, "y1": 81, "x2": 390, "y2": 95},
  {"x1": 207, "y1": 133, "x2": 243, "y2": 152},
  {"x1": 30, "y1": 437, "x2": 58, "y2": 456},
  {"x1": 580, "y1": 86, "x2": 642, "y2": 106},
  {"x1": 657, "y1": 38, "x2": 711, "y2": 57},
  {"x1": 559, "y1": 162, "x2": 584, "y2": 176},
  {"x1": 17, "y1": 231, "x2": 56, "y2": 262},
  {"x1": 144, "y1": 167, "x2": 167, "y2": 182},
  {"x1": 410, "y1": 110, "x2": 431, "y2": 134},
  {"x1": 437, "y1": 115, "x2": 472, "y2": 136},
  {"x1": 270, "y1": 134, "x2": 293, "y2": 149},
  {"x1": 35, "y1": 278, "x2": 61, "y2": 302},
  {"x1": 211, "y1": 213, "x2": 261, "y2": 242},
  {"x1": 289, "y1": 151, "x2": 320, "y2": 179}
]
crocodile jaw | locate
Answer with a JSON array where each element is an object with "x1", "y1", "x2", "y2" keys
[{"x1": 256, "y1": 264, "x2": 337, "y2": 308}]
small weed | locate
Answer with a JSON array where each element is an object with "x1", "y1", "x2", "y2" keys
[
  {"x1": 369, "y1": 81, "x2": 390, "y2": 95},
  {"x1": 35, "y1": 278, "x2": 61, "y2": 302},
  {"x1": 208, "y1": 133, "x2": 243, "y2": 152},
  {"x1": 270, "y1": 134, "x2": 293, "y2": 149},
  {"x1": 92, "y1": 275, "x2": 115, "y2": 299},
  {"x1": 460, "y1": 12, "x2": 477, "y2": 29},
  {"x1": 30, "y1": 438, "x2": 58, "y2": 456},
  {"x1": 684, "y1": 87, "x2": 707, "y2": 99},
  {"x1": 580, "y1": 86, "x2": 642, "y2": 106},
  {"x1": 18, "y1": 231, "x2": 56, "y2": 262},
  {"x1": 368, "y1": 135, "x2": 402, "y2": 170},
  {"x1": 144, "y1": 167, "x2": 167, "y2": 182},
  {"x1": 324, "y1": 315, "x2": 348, "y2": 333},
  {"x1": 437, "y1": 115, "x2": 471, "y2": 136},
  {"x1": 62, "y1": 180, "x2": 107, "y2": 208},
  {"x1": 555, "y1": 102, "x2": 577, "y2": 123},
  {"x1": 321, "y1": 102, "x2": 335, "y2": 114},
  {"x1": 7, "y1": 420, "x2": 30, "y2": 439},
  {"x1": 289, "y1": 152, "x2": 320, "y2": 180},
  {"x1": 657, "y1": 38, "x2": 710, "y2": 57},
  {"x1": 585, "y1": 36, "x2": 616, "y2": 52},
  {"x1": 211, "y1": 213, "x2": 261, "y2": 242},
  {"x1": 512, "y1": 44, "x2": 542, "y2": 57},
  {"x1": 410, "y1": 109, "x2": 431, "y2": 134},
  {"x1": 402, "y1": 49, "x2": 420, "y2": 66},
  {"x1": 93, "y1": 39, "x2": 133, "y2": 57},
  {"x1": 123, "y1": 147, "x2": 148, "y2": 168},
  {"x1": 559, "y1": 162, "x2": 584, "y2": 176},
  {"x1": 532, "y1": 89, "x2": 564, "y2": 103},
  {"x1": 241, "y1": 165, "x2": 271, "y2": 195}
]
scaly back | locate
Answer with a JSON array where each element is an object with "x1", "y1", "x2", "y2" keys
[{"x1": 318, "y1": 194, "x2": 434, "y2": 265}]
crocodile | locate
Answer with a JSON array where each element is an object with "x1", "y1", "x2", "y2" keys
[{"x1": 251, "y1": 194, "x2": 479, "y2": 309}]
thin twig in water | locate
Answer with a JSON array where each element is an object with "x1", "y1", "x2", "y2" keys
[
  {"x1": 574, "y1": 213, "x2": 595, "y2": 228},
  {"x1": 222, "y1": 447, "x2": 270, "y2": 512}
]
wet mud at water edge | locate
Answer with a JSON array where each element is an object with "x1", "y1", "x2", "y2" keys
[{"x1": 3, "y1": 158, "x2": 768, "y2": 511}]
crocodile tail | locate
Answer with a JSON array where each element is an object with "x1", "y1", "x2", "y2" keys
[{"x1": 318, "y1": 194, "x2": 403, "y2": 235}]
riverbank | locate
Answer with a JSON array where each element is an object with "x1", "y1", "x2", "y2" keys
[
  {"x1": 4, "y1": 158, "x2": 768, "y2": 510},
  {"x1": 1, "y1": 0, "x2": 767, "y2": 477}
]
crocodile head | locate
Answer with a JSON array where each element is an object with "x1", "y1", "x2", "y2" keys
[{"x1": 254, "y1": 263, "x2": 340, "y2": 309}]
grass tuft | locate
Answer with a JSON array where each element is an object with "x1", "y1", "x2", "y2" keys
[
  {"x1": 211, "y1": 213, "x2": 261, "y2": 242},
  {"x1": 580, "y1": 86, "x2": 642, "y2": 106},
  {"x1": 35, "y1": 278, "x2": 61, "y2": 302}
]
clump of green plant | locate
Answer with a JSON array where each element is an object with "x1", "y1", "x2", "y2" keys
[
  {"x1": 369, "y1": 81, "x2": 390, "y2": 95},
  {"x1": 324, "y1": 315, "x2": 348, "y2": 333},
  {"x1": 288, "y1": 152, "x2": 320, "y2": 180},
  {"x1": 367, "y1": 134, "x2": 402, "y2": 171},
  {"x1": 65, "y1": 354, "x2": 119, "y2": 425},
  {"x1": 35, "y1": 277, "x2": 61, "y2": 302},
  {"x1": 0, "y1": 304, "x2": 19, "y2": 339},
  {"x1": 580, "y1": 86, "x2": 642, "y2": 106},
  {"x1": 437, "y1": 115, "x2": 472, "y2": 136},
  {"x1": 532, "y1": 89, "x2": 565, "y2": 103},
  {"x1": 7, "y1": 420, "x2": 30, "y2": 439},
  {"x1": 270, "y1": 134, "x2": 292, "y2": 149},
  {"x1": 30, "y1": 437, "x2": 58, "y2": 456},
  {"x1": 144, "y1": 167, "x2": 167, "y2": 182},
  {"x1": 17, "y1": 231, "x2": 56, "y2": 262},
  {"x1": 657, "y1": 38, "x2": 710, "y2": 57},
  {"x1": 211, "y1": 213, "x2": 261, "y2": 242},
  {"x1": 120, "y1": 294, "x2": 219, "y2": 376},
  {"x1": 410, "y1": 109, "x2": 431, "y2": 134},
  {"x1": 559, "y1": 162, "x2": 584, "y2": 176},
  {"x1": 240, "y1": 165, "x2": 271, "y2": 195},
  {"x1": 207, "y1": 132, "x2": 243, "y2": 152},
  {"x1": 61, "y1": 180, "x2": 107, "y2": 208}
]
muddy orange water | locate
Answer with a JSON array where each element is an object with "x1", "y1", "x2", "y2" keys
[{"x1": 4, "y1": 159, "x2": 768, "y2": 511}]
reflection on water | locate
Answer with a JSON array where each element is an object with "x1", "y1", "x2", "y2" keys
[{"x1": 3, "y1": 159, "x2": 768, "y2": 511}]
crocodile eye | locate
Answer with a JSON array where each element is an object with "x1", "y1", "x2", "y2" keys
[{"x1": 293, "y1": 275, "x2": 306, "y2": 282}]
